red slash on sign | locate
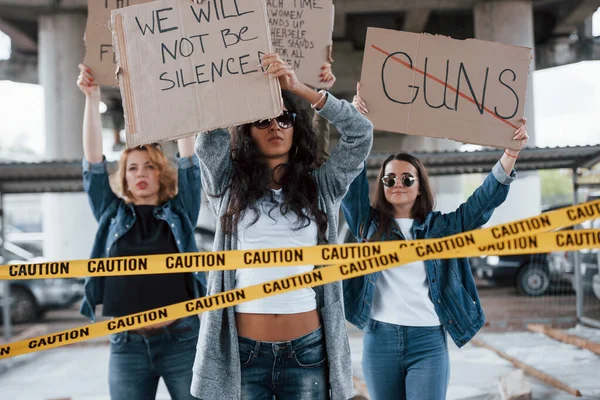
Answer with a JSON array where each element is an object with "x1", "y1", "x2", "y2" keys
[{"x1": 371, "y1": 44, "x2": 519, "y2": 130}]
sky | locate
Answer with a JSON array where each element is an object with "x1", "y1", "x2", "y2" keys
[{"x1": 0, "y1": 11, "x2": 599, "y2": 156}]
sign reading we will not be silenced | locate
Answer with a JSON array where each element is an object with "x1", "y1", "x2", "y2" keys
[
  {"x1": 266, "y1": 0, "x2": 334, "y2": 89},
  {"x1": 111, "y1": 0, "x2": 282, "y2": 147},
  {"x1": 360, "y1": 28, "x2": 532, "y2": 150},
  {"x1": 85, "y1": 0, "x2": 334, "y2": 88}
]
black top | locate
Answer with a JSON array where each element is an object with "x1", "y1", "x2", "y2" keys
[{"x1": 102, "y1": 205, "x2": 193, "y2": 317}]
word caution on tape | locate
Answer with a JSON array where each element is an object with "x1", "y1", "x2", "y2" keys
[
  {"x1": 0, "y1": 201, "x2": 599, "y2": 359},
  {"x1": 2, "y1": 201, "x2": 599, "y2": 281}
]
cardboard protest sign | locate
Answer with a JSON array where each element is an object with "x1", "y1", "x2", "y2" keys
[
  {"x1": 360, "y1": 28, "x2": 532, "y2": 149},
  {"x1": 266, "y1": 0, "x2": 334, "y2": 88},
  {"x1": 111, "y1": 0, "x2": 282, "y2": 147},
  {"x1": 84, "y1": 0, "x2": 153, "y2": 86}
]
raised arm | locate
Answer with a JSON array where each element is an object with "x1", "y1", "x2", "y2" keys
[
  {"x1": 177, "y1": 135, "x2": 196, "y2": 158},
  {"x1": 194, "y1": 128, "x2": 232, "y2": 215},
  {"x1": 341, "y1": 162, "x2": 372, "y2": 240},
  {"x1": 439, "y1": 119, "x2": 529, "y2": 233},
  {"x1": 78, "y1": 64, "x2": 103, "y2": 163},
  {"x1": 259, "y1": 54, "x2": 372, "y2": 202},
  {"x1": 315, "y1": 93, "x2": 373, "y2": 201},
  {"x1": 78, "y1": 64, "x2": 119, "y2": 221},
  {"x1": 174, "y1": 135, "x2": 202, "y2": 226}
]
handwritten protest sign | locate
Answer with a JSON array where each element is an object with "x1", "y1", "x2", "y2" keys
[
  {"x1": 360, "y1": 28, "x2": 532, "y2": 149},
  {"x1": 111, "y1": 0, "x2": 282, "y2": 147},
  {"x1": 84, "y1": 0, "x2": 152, "y2": 86},
  {"x1": 266, "y1": 0, "x2": 334, "y2": 88}
]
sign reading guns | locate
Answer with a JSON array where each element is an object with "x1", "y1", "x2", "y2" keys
[{"x1": 360, "y1": 28, "x2": 533, "y2": 150}]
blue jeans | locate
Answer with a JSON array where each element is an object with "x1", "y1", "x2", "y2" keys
[
  {"x1": 239, "y1": 326, "x2": 329, "y2": 400},
  {"x1": 362, "y1": 320, "x2": 450, "y2": 400},
  {"x1": 108, "y1": 316, "x2": 199, "y2": 400}
]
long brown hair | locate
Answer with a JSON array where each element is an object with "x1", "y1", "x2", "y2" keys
[
  {"x1": 218, "y1": 90, "x2": 328, "y2": 242},
  {"x1": 366, "y1": 153, "x2": 435, "y2": 241},
  {"x1": 115, "y1": 144, "x2": 177, "y2": 205}
]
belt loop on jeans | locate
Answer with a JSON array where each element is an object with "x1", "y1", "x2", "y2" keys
[
  {"x1": 163, "y1": 325, "x2": 172, "y2": 340},
  {"x1": 286, "y1": 340, "x2": 293, "y2": 359},
  {"x1": 252, "y1": 340, "x2": 261, "y2": 359},
  {"x1": 371, "y1": 319, "x2": 378, "y2": 332}
]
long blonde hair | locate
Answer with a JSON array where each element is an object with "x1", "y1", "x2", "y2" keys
[{"x1": 115, "y1": 144, "x2": 177, "y2": 204}]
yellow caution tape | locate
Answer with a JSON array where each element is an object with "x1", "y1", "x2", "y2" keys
[
  {"x1": 1, "y1": 200, "x2": 599, "y2": 280},
  {"x1": 0, "y1": 229, "x2": 598, "y2": 359},
  {"x1": 0, "y1": 200, "x2": 598, "y2": 359}
]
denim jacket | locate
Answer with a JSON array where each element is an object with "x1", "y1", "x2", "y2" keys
[
  {"x1": 80, "y1": 154, "x2": 206, "y2": 322},
  {"x1": 341, "y1": 161, "x2": 515, "y2": 347}
]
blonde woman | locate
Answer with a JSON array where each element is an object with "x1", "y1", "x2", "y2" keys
[{"x1": 77, "y1": 64, "x2": 205, "y2": 400}]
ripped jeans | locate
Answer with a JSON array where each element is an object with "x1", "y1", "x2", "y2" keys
[{"x1": 239, "y1": 326, "x2": 330, "y2": 400}]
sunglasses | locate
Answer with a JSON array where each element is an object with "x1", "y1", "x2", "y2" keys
[
  {"x1": 382, "y1": 173, "x2": 416, "y2": 188},
  {"x1": 253, "y1": 111, "x2": 296, "y2": 130}
]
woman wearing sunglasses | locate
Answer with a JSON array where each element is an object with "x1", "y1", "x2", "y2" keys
[
  {"x1": 77, "y1": 64, "x2": 206, "y2": 400},
  {"x1": 343, "y1": 89, "x2": 528, "y2": 400},
  {"x1": 191, "y1": 53, "x2": 373, "y2": 400}
]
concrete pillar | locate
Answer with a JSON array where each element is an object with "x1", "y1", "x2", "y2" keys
[
  {"x1": 475, "y1": 1, "x2": 542, "y2": 225},
  {"x1": 39, "y1": 13, "x2": 98, "y2": 261}
]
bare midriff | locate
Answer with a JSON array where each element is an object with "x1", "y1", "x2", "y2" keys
[{"x1": 236, "y1": 309, "x2": 320, "y2": 342}]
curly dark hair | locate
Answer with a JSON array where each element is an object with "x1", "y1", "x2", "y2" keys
[{"x1": 221, "y1": 90, "x2": 328, "y2": 242}]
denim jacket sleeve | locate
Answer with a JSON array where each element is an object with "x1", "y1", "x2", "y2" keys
[
  {"x1": 341, "y1": 162, "x2": 372, "y2": 240},
  {"x1": 316, "y1": 94, "x2": 374, "y2": 202},
  {"x1": 194, "y1": 128, "x2": 232, "y2": 215},
  {"x1": 82, "y1": 157, "x2": 119, "y2": 222},
  {"x1": 437, "y1": 161, "x2": 516, "y2": 233},
  {"x1": 173, "y1": 153, "x2": 202, "y2": 225}
]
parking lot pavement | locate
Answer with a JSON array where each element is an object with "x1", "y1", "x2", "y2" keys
[
  {"x1": 348, "y1": 324, "x2": 600, "y2": 400},
  {"x1": 0, "y1": 344, "x2": 172, "y2": 400},
  {"x1": 2, "y1": 299, "x2": 600, "y2": 400},
  {"x1": 1, "y1": 324, "x2": 599, "y2": 400}
]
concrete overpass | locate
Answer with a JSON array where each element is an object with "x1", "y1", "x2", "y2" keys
[
  {"x1": 0, "y1": 0, "x2": 598, "y2": 150},
  {"x1": 1, "y1": 0, "x2": 599, "y2": 91},
  {"x1": 0, "y1": 0, "x2": 599, "y2": 262}
]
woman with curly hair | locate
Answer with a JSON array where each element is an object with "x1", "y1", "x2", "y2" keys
[{"x1": 191, "y1": 54, "x2": 373, "y2": 399}]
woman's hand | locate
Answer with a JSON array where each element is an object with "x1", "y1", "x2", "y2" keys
[
  {"x1": 77, "y1": 64, "x2": 100, "y2": 98},
  {"x1": 261, "y1": 53, "x2": 303, "y2": 93},
  {"x1": 506, "y1": 118, "x2": 528, "y2": 157},
  {"x1": 500, "y1": 117, "x2": 528, "y2": 174},
  {"x1": 319, "y1": 62, "x2": 336, "y2": 89},
  {"x1": 351, "y1": 82, "x2": 368, "y2": 115}
]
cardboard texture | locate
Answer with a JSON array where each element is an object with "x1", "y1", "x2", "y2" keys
[
  {"x1": 111, "y1": 0, "x2": 282, "y2": 147},
  {"x1": 84, "y1": 0, "x2": 152, "y2": 86},
  {"x1": 86, "y1": 0, "x2": 334, "y2": 87},
  {"x1": 266, "y1": 0, "x2": 334, "y2": 88},
  {"x1": 360, "y1": 28, "x2": 533, "y2": 149}
]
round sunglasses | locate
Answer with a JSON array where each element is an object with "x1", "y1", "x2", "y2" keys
[
  {"x1": 382, "y1": 173, "x2": 416, "y2": 188},
  {"x1": 253, "y1": 111, "x2": 296, "y2": 130}
]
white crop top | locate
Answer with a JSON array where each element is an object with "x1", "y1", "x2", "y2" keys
[
  {"x1": 370, "y1": 218, "x2": 441, "y2": 326},
  {"x1": 235, "y1": 188, "x2": 318, "y2": 314}
]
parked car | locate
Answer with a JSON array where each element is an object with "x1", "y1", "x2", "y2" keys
[
  {"x1": 472, "y1": 200, "x2": 600, "y2": 296},
  {"x1": 469, "y1": 251, "x2": 573, "y2": 296},
  {"x1": 0, "y1": 231, "x2": 84, "y2": 324},
  {"x1": 0, "y1": 258, "x2": 84, "y2": 323},
  {"x1": 585, "y1": 192, "x2": 600, "y2": 301}
]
